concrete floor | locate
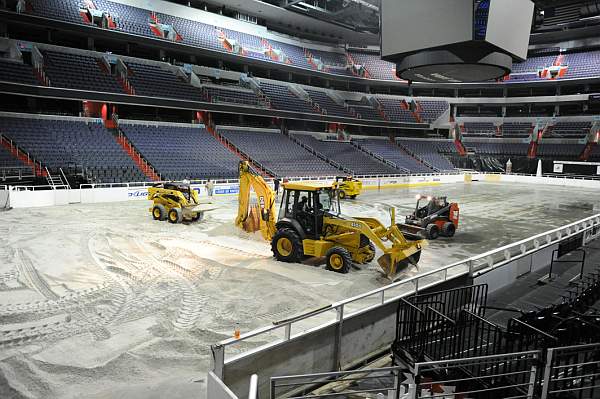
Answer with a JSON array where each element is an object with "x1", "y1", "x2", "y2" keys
[{"x1": 0, "y1": 181, "x2": 598, "y2": 399}]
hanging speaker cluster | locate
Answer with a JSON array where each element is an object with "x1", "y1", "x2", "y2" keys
[{"x1": 380, "y1": 0, "x2": 535, "y2": 83}]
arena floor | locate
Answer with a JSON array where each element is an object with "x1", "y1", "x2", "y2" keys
[{"x1": 0, "y1": 181, "x2": 599, "y2": 399}]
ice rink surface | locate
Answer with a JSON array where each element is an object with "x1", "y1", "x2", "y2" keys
[{"x1": 0, "y1": 181, "x2": 599, "y2": 398}]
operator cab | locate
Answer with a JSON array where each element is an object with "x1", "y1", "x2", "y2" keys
[
  {"x1": 277, "y1": 182, "x2": 339, "y2": 240},
  {"x1": 412, "y1": 195, "x2": 448, "y2": 220}
]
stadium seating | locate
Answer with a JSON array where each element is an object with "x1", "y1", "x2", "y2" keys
[
  {"x1": 204, "y1": 85, "x2": 263, "y2": 107},
  {"x1": 17, "y1": 0, "x2": 600, "y2": 83},
  {"x1": 121, "y1": 123, "x2": 239, "y2": 180},
  {"x1": 0, "y1": 145, "x2": 25, "y2": 168},
  {"x1": 259, "y1": 81, "x2": 316, "y2": 114},
  {"x1": 589, "y1": 144, "x2": 600, "y2": 161},
  {"x1": 377, "y1": 98, "x2": 418, "y2": 123},
  {"x1": 396, "y1": 139, "x2": 456, "y2": 171},
  {"x1": 0, "y1": 116, "x2": 146, "y2": 183},
  {"x1": 463, "y1": 140, "x2": 529, "y2": 156},
  {"x1": 28, "y1": 0, "x2": 83, "y2": 24},
  {"x1": 562, "y1": 51, "x2": 600, "y2": 79},
  {"x1": 463, "y1": 122, "x2": 497, "y2": 136},
  {"x1": 418, "y1": 101, "x2": 449, "y2": 123},
  {"x1": 219, "y1": 129, "x2": 340, "y2": 177},
  {"x1": 354, "y1": 139, "x2": 433, "y2": 174},
  {"x1": 221, "y1": 28, "x2": 270, "y2": 61},
  {"x1": 0, "y1": 59, "x2": 39, "y2": 86},
  {"x1": 502, "y1": 122, "x2": 533, "y2": 137},
  {"x1": 346, "y1": 100, "x2": 383, "y2": 121},
  {"x1": 305, "y1": 89, "x2": 354, "y2": 118},
  {"x1": 126, "y1": 62, "x2": 203, "y2": 101},
  {"x1": 510, "y1": 55, "x2": 556, "y2": 75},
  {"x1": 537, "y1": 142, "x2": 583, "y2": 159},
  {"x1": 43, "y1": 51, "x2": 125, "y2": 93},
  {"x1": 550, "y1": 121, "x2": 591, "y2": 138},
  {"x1": 348, "y1": 50, "x2": 396, "y2": 80},
  {"x1": 294, "y1": 135, "x2": 400, "y2": 175},
  {"x1": 267, "y1": 39, "x2": 310, "y2": 68}
]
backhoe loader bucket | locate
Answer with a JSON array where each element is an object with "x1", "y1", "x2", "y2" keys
[{"x1": 377, "y1": 246, "x2": 423, "y2": 280}]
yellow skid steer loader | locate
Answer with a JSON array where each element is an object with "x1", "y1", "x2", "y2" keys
[{"x1": 148, "y1": 182, "x2": 217, "y2": 224}]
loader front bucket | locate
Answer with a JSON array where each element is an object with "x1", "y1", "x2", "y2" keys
[{"x1": 377, "y1": 247, "x2": 423, "y2": 280}]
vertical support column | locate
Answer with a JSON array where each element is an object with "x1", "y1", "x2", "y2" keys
[
  {"x1": 334, "y1": 305, "x2": 344, "y2": 371},
  {"x1": 211, "y1": 344, "x2": 225, "y2": 380},
  {"x1": 540, "y1": 348, "x2": 555, "y2": 398}
]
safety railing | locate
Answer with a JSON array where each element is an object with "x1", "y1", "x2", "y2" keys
[
  {"x1": 211, "y1": 211, "x2": 600, "y2": 379},
  {"x1": 414, "y1": 351, "x2": 541, "y2": 399},
  {"x1": 0, "y1": 167, "x2": 35, "y2": 181},
  {"x1": 270, "y1": 366, "x2": 405, "y2": 399},
  {"x1": 541, "y1": 342, "x2": 600, "y2": 398}
]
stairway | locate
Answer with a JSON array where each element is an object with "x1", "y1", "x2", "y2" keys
[
  {"x1": 352, "y1": 141, "x2": 404, "y2": 173},
  {"x1": 200, "y1": 112, "x2": 274, "y2": 178},
  {"x1": 0, "y1": 135, "x2": 46, "y2": 177},
  {"x1": 288, "y1": 134, "x2": 349, "y2": 174},
  {"x1": 394, "y1": 141, "x2": 436, "y2": 172},
  {"x1": 45, "y1": 169, "x2": 67, "y2": 188},
  {"x1": 114, "y1": 131, "x2": 160, "y2": 181}
]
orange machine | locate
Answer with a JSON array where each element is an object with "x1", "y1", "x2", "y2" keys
[{"x1": 398, "y1": 195, "x2": 459, "y2": 240}]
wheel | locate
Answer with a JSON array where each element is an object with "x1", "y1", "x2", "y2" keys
[
  {"x1": 168, "y1": 207, "x2": 183, "y2": 224},
  {"x1": 326, "y1": 247, "x2": 353, "y2": 274},
  {"x1": 338, "y1": 190, "x2": 346, "y2": 199},
  {"x1": 442, "y1": 222, "x2": 456, "y2": 237},
  {"x1": 271, "y1": 228, "x2": 304, "y2": 263},
  {"x1": 362, "y1": 242, "x2": 376, "y2": 264},
  {"x1": 426, "y1": 224, "x2": 439, "y2": 240},
  {"x1": 191, "y1": 212, "x2": 203, "y2": 222},
  {"x1": 350, "y1": 195, "x2": 357, "y2": 199},
  {"x1": 152, "y1": 204, "x2": 166, "y2": 221}
]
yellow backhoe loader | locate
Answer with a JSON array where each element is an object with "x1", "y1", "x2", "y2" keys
[
  {"x1": 236, "y1": 161, "x2": 277, "y2": 241},
  {"x1": 236, "y1": 161, "x2": 425, "y2": 279}
]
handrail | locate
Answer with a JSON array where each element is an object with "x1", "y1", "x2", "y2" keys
[{"x1": 59, "y1": 168, "x2": 71, "y2": 189}]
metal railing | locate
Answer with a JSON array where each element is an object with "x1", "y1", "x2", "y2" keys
[
  {"x1": 0, "y1": 167, "x2": 35, "y2": 181},
  {"x1": 211, "y1": 211, "x2": 600, "y2": 379},
  {"x1": 248, "y1": 374, "x2": 258, "y2": 399},
  {"x1": 270, "y1": 366, "x2": 405, "y2": 399},
  {"x1": 414, "y1": 351, "x2": 541, "y2": 399},
  {"x1": 542, "y1": 343, "x2": 600, "y2": 399}
]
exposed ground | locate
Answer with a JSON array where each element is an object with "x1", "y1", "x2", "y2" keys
[{"x1": 0, "y1": 181, "x2": 598, "y2": 398}]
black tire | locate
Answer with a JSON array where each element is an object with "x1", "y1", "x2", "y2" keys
[
  {"x1": 442, "y1": 222, "x2": 456, "y2": 237},
  {"x1": 350, "y1": 195, "x2": 357, "y2": 199},
  {"x1": 168, "y1": 207, "x2": 183, "y2": 224},
  {"x1": 426, "y1": 224, "x2": 439, "y2": 240},
  {"x1": 326, "y1": 247, "x2": 353, "y2": 274},
  {"x1": 152, "y1": 204, "x2": 166, "y2": 221},
  {"x1": 191, "y1": 212, "x2": 203, "y2": 222},
  {"x1": 339, "y1": 190, "x2": 346, "y2": 199},
  {"x1": 271, "y1": 228, "x2": 304, "y2": 263},
  {"x1": 363, "y1": 242, "x2": 376, "y2": 263}
]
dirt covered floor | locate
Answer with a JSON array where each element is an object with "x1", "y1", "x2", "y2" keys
[{"x1": 0, "y1": 181, "x2": 598, "y2": 398}]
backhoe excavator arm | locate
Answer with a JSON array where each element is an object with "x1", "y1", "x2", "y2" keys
[{"x1": 236, "y1": 161, "x2": 277, "y2": 241}]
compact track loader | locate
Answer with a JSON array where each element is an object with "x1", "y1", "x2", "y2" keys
[
  {"x1": 236, "y1": 162, "x2": 425, "y2": 279},
  {"x1": 148, "y1": 182, "x2": 217, "y2": 224}
]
